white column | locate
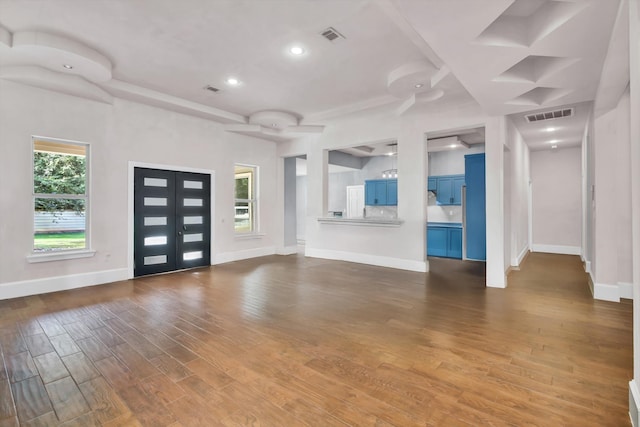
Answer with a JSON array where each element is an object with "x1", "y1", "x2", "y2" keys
[
  {"x1": 397, "y1": 124, "x2": 428, "y2": 270},
  {"x1": 629, "y1": 0, "x2": 640, "y2": 423},
  {"x1": 485, "y1": 116, "x2": 507, "y2": 288}
]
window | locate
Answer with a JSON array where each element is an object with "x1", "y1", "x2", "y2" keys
[
  {"x1": 234, "y1": 165, "x2": 257, "y2": 233},
  {"x1": 33, "y1": 137, "x2": 89, "y2": 253}
]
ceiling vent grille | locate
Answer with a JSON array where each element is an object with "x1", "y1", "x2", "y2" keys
[
  {"x1": 204, "y1": 85, "x2": 220, "y2": 93},
  {"x1": 320, "y1": 27, "x2": 345, "y2": 42},
  {"x1": 525, "y1": 108, "x2": 573, "y2": 122}
]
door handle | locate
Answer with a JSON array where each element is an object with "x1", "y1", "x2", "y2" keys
[{"x1": 178, "y1": 231, "x2": 183, "y2": 236}]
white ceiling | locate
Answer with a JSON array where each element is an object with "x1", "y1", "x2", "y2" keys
[{"x1": 0, "y1": 0, "x2": 625, "y2": 151}]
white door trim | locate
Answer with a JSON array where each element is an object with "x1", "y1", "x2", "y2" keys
[{"x1": 127, "y1": 161, "x2": 216, "y2": 279}]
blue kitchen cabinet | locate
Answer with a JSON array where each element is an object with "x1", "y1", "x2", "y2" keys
[
  {"x1": 452, "y1": 176, "x2": 465, "y2": 205},
  {"x1": 431, "y1": 174, "x2": 465, "y2": 205},
  {"x1": 427, "y1": 223, "x2": 462, "y2": 259},
  {"x1": 465, "y1": 153, "x2": 486, "y2": 261},
  {"x1": 427, "y1": 227, "x2": 448, "y2": 257},
  {"x1": 448, "y1": 228, "x2": 463, "y2": 259},
  {"x1": 427, "y1": 177, "x2": 437, "y2": 191},
  {"x1": 365, "y1": 179, "x2": 397, "y2": 206},
  {"x1": 386, "y1": 179, "x2": 397, "y2": 205}
]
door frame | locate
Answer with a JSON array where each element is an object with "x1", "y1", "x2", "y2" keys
[{"x1": 128, "y1": 161, "x2": 216, "y2": 279}]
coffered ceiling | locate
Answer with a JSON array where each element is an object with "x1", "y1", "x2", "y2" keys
[{"x1": 0, "y1": 0, "x2": 626, "y2": 149}]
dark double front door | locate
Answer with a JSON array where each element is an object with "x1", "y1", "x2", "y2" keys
[{"x1": 134, "y1": 167, "x2": 211, "y2": 277}]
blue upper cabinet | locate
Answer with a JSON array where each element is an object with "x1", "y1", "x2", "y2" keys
[
  {"x1": 452, "y1": 176, "x2": 465, "y2": 205},
  {"x1": 427, "y1": 177, "x2": 437, "y2": 191},
  {"x1": 386, "y1": 179, "x2": 397, "y2": 205},
  {"x1": 365, "y1": 179, "x2": 397, "y2": 206},
  {"x1": 430, "y1": 174, "x2": 465, "y2": 205}
]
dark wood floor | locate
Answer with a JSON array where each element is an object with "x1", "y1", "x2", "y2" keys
[{"x1": 0, "y1": 252, "x2": 633, "y2": 426}]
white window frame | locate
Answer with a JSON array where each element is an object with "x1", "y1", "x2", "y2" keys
[
  {"x1": 234, "y1": 164, "x2": 260, "y2": 236},
  {"x1": 27, "y1": 136, "x2": 95, "y2": 263}
]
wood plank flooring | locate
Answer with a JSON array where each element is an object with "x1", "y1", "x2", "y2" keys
[{"x1": 0, "y1": 252, "x2": 632, "y2": 426}]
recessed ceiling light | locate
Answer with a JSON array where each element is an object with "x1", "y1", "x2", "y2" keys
[
  {"x1": 549, "y1": 139, "x2": 559, "y2": 143},
  {"x1": 450, "y1": 144, "x2": 457, "y2": 148},
  {"x1": 415, "y1": 83, "x2": 424, "y2": 88},
  {"x1": 62, "y1": 64, "x2": 73, "y2": 69},
  {"x1": 290, "y1": 46, "x2": 305, "y2": 55},
  {"x1": 551, "y1": 145, "x2": 558, "y2": 149},
  {"x1": 226, "y1": 77, "x2": 240, "y2": 86},
  {"x1": 545, "y1": 127, "x2": 556, "y2": 132}
]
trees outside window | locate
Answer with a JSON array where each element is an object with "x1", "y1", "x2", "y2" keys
[
  {"x1": 33, "y1": 138, "x2": 89, "y2": 252},
  {"x1": 234, "y1": 165, "x2": 257, "y2": 233}
]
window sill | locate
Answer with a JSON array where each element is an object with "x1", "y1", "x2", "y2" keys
[
  {"x1": 27, "y1": 249, "x2": 96, "y2": 263},
  {"x1": 234, "y1": 232, "x2": 266, "y2": 241}
]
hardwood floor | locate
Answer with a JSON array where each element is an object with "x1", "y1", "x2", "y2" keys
[{"x1": 0, "y1": 252, "x2": 632, "y2": 426}]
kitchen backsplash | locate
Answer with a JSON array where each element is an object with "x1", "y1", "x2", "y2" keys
[
  {"x1": 365, "y1": 205, "x2": 397, "y2": 219},
  {"x1": 427, "y1": 191, "x2": 462, "y2": 222}
]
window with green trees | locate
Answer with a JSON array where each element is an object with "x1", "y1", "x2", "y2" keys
[
  {"x1": 234, "y1": 165, "x2": 257, "y2": 233},
  {"x1": 33, "y1": 138, "x2": 89, "y2": 252}
]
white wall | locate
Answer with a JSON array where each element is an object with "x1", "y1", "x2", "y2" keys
[
  {"x1": 590, "y1": 89, "x2": 632, "y2": 300},
  {"x1": 428, "y1": 144, "x2": 485, "y2": 175},
  {"x1": 0, "y1": 80, "x2": 279, "y2": 298},
  {"x1": 530, "y1": 147, "x2": 582, "y2": 253},
  {"x1": 296, "y1": 175, "x2": 307, "y2": 242},
  {"x1": 506, "y1": 119, "x2": 531, "y2": 267}
]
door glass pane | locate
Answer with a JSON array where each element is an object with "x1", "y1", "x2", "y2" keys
[
  {"x1": 183, "y1": 180, "x2": 203, "y2": 189},
  {"x1": 183, "y1": 233, "x2": 203, "y2": 243},
  {"x1": 183, "y1": 198, "x2": 203, "y2": 207},
  {"x1": 183, "y1": 251, "x2": 203, "y2": 261},
  {"x1": 34, "y1": 198, "x2": 86, "y2": 252},
  {"x1": 144, "y1": 197, "x2": 167, "y2": 206},
  {"x1": 144, "y1": 216, "x2": 167, "y2": 226},
  {"x1": 144, "y1": 255, "x2": 167, "y2": 265},
  {"x1": 144, "y1": 236, "x2": 167, "y2": 246},
  {"x1": 184, "y1": 216, "x2": 203, "y2": 225},
  {"x1": 144, "y1": 177, "x2": 168, "y2": 187}
]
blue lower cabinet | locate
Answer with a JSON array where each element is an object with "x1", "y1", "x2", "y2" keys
[
  {"x1": 427, "y1": 227, "x2": 448, "y2": 257},
  {"x1": 427, "y1": 224, "x2": 462, "y2": 259},
  {"x1": 448, "y1": 228, "x2": 463, "y2": 259}
]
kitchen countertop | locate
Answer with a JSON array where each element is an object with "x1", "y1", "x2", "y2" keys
[
  {"x1": 318, "y1": 217, "x2": 403, "y2": 227},
  {"x1": 427, "y1": 222, "x2": 463, "y2": 228}
]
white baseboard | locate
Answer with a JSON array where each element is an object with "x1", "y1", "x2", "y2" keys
[
  {"x1": 619, "y1": 282, "x2": 633, "y2": 299},
  {"x1": 584, "y1": 260, "x2": 592, "y2": 274},
  {"x1": 594, "y1": 282, "x2": 621, "y2": 302},
  {"x1": 0, "y1": 268, "x2": 129, "y2": 301},
  {"x1": 511, "y1": 245, "x2": 529, "y2": 267},
  {"x1": 305, "y1": 248, "x2": 428, "y2": 273},
  {"x1": 215, "y1": 246, "x2": 276, "y2": 264},
  {"x1": 276, "y1": 245, "x2": 298, "y2": 255},
  {"x1": 630, "y1": 380, "x2": 640, "y2": 427},
  {"x1": 588, "y1": 277, "x2": 631, "y2": 303},
  {"x1": 531, "y1": 244, "x2": 581, "y2": 255}
]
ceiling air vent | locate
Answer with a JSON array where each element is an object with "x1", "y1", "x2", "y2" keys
[
  {"x1": 204, "y1": 85, "x2": 220, "y2": 93},
  {"x1": 525, "y1": 108, "x2": 573, "y2": 123},
  {"x1": 320, "y1": 27, "x2": 345, "y2": 42}
]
